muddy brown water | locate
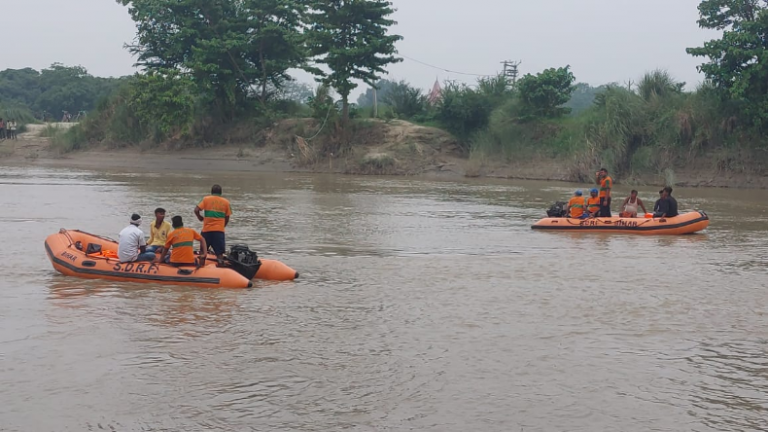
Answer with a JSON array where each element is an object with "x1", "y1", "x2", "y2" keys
[{"x1": 1, "y1": 165, "x2": 767, "y2": 432}]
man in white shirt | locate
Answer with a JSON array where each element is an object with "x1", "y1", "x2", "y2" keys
[{"x1": 118, "y1": 213, "x2": 157, "y2": 263}]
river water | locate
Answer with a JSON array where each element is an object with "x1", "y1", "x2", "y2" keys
[{"x1": 1, "y1": 165, "x2": 767, "y2": 432}]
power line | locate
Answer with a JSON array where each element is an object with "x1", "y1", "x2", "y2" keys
[{"x1": 399, "y1": 54, "x2": 496, "y2": 77}]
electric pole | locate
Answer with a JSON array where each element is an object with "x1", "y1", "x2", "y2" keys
[{"x1": 501, "y1": 60, "x2": 521, "y2": 86}]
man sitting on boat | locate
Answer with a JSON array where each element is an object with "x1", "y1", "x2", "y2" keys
[
  {"x1": 566, "y1": 190, "x2": 589, "y2": 219},
  {"x1": 118, "y1": 213, "x2": 157, "y2": 263},
  {"x1": 653, "y1": 187, "x2": 679, "y2": 218},
  {"x1": 157, "y1": 216, "x2": 208, "y2": 268},
  {"x1": 146, "y1": 208, "x2": 172, "y2": 254},
  {"x1": 619, "y1": 190, "x2": 647, "y2": 218},
  {"x1": 587, "y1": 189, "x2": 601, "y2": 217}
]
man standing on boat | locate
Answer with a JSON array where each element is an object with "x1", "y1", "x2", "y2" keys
[
  {"x1": 194, "y1": 184, "x2": 232, "y2": 265},
  {"x1": 596, "y1": 168, "x2": 613, "y2": 217}
]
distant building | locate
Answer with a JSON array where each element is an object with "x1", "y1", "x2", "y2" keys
[{"x1": 427, "y1": 79, "x2": 442, "y2": 105}]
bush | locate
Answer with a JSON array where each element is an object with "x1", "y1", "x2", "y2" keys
[
  {"x1": 382, "y1": 81, "x2": 427, "y2": 119},
  {"x1": 436, "y1": 82, "x2": 495, "y2": 148}
]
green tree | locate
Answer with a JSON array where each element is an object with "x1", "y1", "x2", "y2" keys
[
  {"x1": 118, "y1": 0, "x2": 254, "y2": 118},
  {"x1": 0, "y1": 64, "x2": 123, "y2": 118},
  {"x1": 128, "y1": 70, "x2": 198, "y2": 139},
  {"x1": 242, "y1": 0, "x2": 311, "y2": 104},
  {"x1": 356, "y1": 79, "x2": 397, "y2": 107},
  {"x1": 382, "y1": 80, "x2": 426, "y2": 119},
  {"x1": 516, "y1": 66, "x2": 576, "y2": 119},
  {"x1": 117, "y1": 0, "x2": 311, "y2": 117},
  {"x1": 35, "y1": 63, "x2": 123, "y2": 118},
  {"x1": 308, "y1": 0, "x2": 403, "y2": 122},
  {"x1": 0, "y1": 68, "x2": 41, "y2": 108},
  {"x1": 687, "y1": 0, "x2": 768, "y2": 126},
  {"x1": 565, "y1": 82, "x2": 614, "y2": 115},
  {"x1": 436, "y1": 82, "x2": 494, "y2": 145}
]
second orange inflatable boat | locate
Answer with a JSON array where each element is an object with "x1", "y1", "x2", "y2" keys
[{"x1": 531, "y1": 211, "x2": 710, "y2": 235}]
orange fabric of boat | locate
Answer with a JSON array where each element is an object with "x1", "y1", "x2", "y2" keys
[
  {"x1": 100, "y1": 250, "x2": 119, "y2": 259},
  {"x1": 530, "y1": 212, "x2": 709, "y2": 235},
  {"x1": 45, "y1": 230, "x2": 252, "y2": 288},
  {"x1": 257, "y1": 259, "x2": 298, "y2": 281}
]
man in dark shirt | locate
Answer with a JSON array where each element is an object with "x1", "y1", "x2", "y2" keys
[
  {"x1": 653, "y1": 187, "x2": 679, "y2": 218},
  {"x1": 665, "y1": 187, "x2": 679, "y2": 217},
  {"x1": 653, "y1": 189, "x2": 663, "y2": 213}
]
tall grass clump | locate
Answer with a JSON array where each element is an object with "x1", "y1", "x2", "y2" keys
[{"x1": 0, "y1": 103, "x2": 36, "y2": 125}]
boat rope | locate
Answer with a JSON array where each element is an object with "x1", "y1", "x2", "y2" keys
[
  {"x1": 60, "y1": 228, "x2": 75, "y2": 247},
  {"x1": 564, "y1": 217, "x2": 656, "y2": 226}
]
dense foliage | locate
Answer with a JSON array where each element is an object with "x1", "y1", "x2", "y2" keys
[
  {"x1": 308, "y1": 0, "x2": 403, "y2": 121},
  {"x1": 16, "y1": 0, "x2": 768, "y2": 181},
  {"x1": 516, "y1": 66, "x2": 576, "y2": 119},
  {"x1": 0, "y1": 64, "x2": 123, "y2": 121},
  {"x1": 687, "y1": 0, "x2": 768, "y2": 127}
]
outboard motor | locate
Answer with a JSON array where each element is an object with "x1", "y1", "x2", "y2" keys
[
  {"x1": 546, "y1": 201, "x2": 568, "y2": 218},
  {"x1": 225, "y1": 244, "x2": 262, "y2": 280}
]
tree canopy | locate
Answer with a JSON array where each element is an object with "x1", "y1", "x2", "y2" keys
[
  {"x1": 0, "y1": 64, "x2": 123, "y2": 119},
  {"x1": 687, "y1": 0, "x2": 768, "y2": 126},
  {"x1": 516, "y1": 66, "x2": 576, "y2": 119},
  {"x1": 308, "y1": 0, "x2": 403, "y2": 121}
]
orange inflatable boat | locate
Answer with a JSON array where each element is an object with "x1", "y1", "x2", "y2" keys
[
  {"x1": 531, "y1": 211, "x2": 709, "y2": 235},
  {"x1": 45, "y1": 229, "x2": 298, "y2": 288}
]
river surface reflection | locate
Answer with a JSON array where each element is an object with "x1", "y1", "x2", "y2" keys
[{"x1": 1, "y1": 165, "x2": 767, "y2": 431}]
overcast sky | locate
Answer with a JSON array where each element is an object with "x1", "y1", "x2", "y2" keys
[{"x1": 1, "y1": 0, "x2": 719, "y2": 96}]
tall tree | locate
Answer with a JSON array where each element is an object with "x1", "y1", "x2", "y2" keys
[
  {"x1": 516, "y1": 66, "x2": 576, "y2": 119},
  {"x1": 242, "y1": 0, "x2": 310, "y2": 104},
  {"x1": 117, "y1": 0, "x2": 251, "y2": 118},
  {"x1": 687, "y1": 0, "x2": 768, "y2": 127},
  {"x1": 308, "y1": 0, "x2": 403, "y2": 122}
]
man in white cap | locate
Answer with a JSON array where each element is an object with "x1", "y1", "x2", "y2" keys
[{"x1": 118, "y1": 213, "x2": 157, "y2": 263}]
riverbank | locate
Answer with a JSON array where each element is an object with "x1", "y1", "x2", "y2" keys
[{"x1": 2, "y1": 120, "x2": 768, "y2": 188}]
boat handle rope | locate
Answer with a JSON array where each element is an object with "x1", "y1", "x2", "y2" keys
[
  {"x1": 59, "y1": 228, "x2": 115, "y2": 262},
  {"x1": 563, "y1": 217, "x2": 658, "y2": 226},
  {"x1": 59, "y1": 228, "x2": 75, "y2": 247}
]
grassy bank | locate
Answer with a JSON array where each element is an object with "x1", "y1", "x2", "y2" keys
[{"x1": 39, "y1": 69, "x2": 768, "y2": 186}]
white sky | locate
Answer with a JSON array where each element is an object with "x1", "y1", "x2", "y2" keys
[{"x1": 0, "y1": 0, "x2": 720, "y2": 97}]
